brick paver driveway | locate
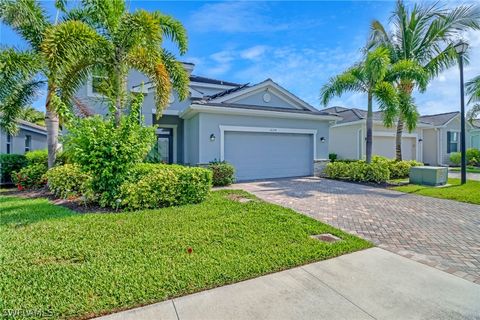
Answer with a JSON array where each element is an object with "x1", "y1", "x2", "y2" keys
[{"x1": 235, "y1": 177, "x2": 480, "y2": 284}]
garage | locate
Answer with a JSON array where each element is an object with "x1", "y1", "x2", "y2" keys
[
  {"x1": 224, "y1": 130, "x2": 314, "y2": 181},
  {"x1": 373, "y1": 135, "x2": 417, "y2": 160}
]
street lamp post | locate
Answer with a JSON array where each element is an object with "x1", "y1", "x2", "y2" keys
[{"x1": 454, "y1": 40, "x2": 469, "y2": 185}]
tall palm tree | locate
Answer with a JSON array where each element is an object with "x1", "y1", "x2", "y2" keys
[
  {"x1": 370, "y1": 0, "x2": 480, "y2": 160},
  {"x1": 321, "y1": 47, "x2": 398, "y2": 163},
  {"x1": 42, "y1": 0, "x2": 190, "y2": 125},
  {"x1": 0, "y1": 0, "x2": 82, "y2": 167},
  {"x1": 466, "y1": 75, "x2": 480, "y2": 125}
]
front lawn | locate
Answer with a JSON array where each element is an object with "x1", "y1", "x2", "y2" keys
[
  {"x1": 391, "y1": 178, "x2": 480, "y2": 205},
  {"x1": 0, "y1": 190, "x2": 370, "y2": 319}
]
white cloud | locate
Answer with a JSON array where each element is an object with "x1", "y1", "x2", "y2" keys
[
  {"x1": 240, "y1": 45, "x2": 268, "y2": 60},
  {"x1": 189, "y1": 2, "x2": 288, "y2": 33}
]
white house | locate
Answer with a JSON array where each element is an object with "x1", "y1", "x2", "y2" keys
[{"x1": 326, "y1": 107, "x2": 480, "y2": 166}]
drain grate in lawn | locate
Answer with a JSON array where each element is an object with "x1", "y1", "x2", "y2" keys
[
  {"x1": 310, "y1": 233, "x2": 342, "y2": 243},
  {"x1": 0, "y1": 189, "x2": 371, "y2": 319}
]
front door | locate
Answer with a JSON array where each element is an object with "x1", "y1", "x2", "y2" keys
[{"x1": 157, "y1": 128, "x2": 173, "y2": 164}]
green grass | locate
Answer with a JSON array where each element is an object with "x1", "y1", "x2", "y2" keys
[
  {"x1": 391, "y1": 178, "x2": 480, "y2": 205},
  {"x1": 449, "y1": 166, "x2": 480, "y2": 173},
  {"x1": 0, "y1": 190, "x2": 370, "y2": 319}
]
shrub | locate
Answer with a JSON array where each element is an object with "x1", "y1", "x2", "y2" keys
[
  {"x1": 11, "y1": 163, "x2": 47, "y2": 190},
  {"x1": 120, "y1": 163, "x2": 212, "y2": 211},
  {"x1": 467, "y1": 148, "x2": 480, "y2": 166},
  {"x1": 25, "y1": 149, "x2": 48, "y2": 166},
  {"x1": 208, "y1": 161, "x2": 235, "y2": 186},
  {"x1": 450, "y1": 152, "x2": 461, "y2": 165},
  {"x1": 0, "y1": 154, "x2": 27, "y2": 184},
  {"x1": 328, "y1": 153, "x2": 338, "y2": 162},
  {"x1": 63, "y1": 94, "x2": 156, "y2": 207},
  {"x1": 325, "y1": 161, "x2": 390, "y2": 183},
  {"x1": 45, "y1": 164, "x2": 92, "y2": 199}
]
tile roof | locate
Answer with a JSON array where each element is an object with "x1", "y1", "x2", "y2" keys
[
  {"x1": 189, "y1": 75, "x2": 241, "y2": 87},
  {"x1": 419, "y1": 111, "x2": 459, "y2": 126}
]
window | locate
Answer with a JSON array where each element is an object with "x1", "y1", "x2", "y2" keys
[
  {"x1": 447, "y1": 131, "x2": 459, "y2": 153},
  {"x1": 6, "y1": 134, "x2": 11, "y2": 154},
  {"x1": 25, "y1": 135, "x2": 31, "y2": 153},
  {"x1": 88, "y1": 70, "x2": 108, "y2": 97}
]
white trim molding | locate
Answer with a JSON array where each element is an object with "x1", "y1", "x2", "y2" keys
[
  {"x1": 156, "y1": 125, "x2": 177, "y2": 163},
  {"x1": 219, "y1": 125, "x2": 317, "y2": 161}
]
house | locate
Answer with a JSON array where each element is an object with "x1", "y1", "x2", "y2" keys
[
  {"x1": 76, "y1": 63, "x2": 338, "y2": 181},
  {"x1": 0, "y1": 119, "x2": 47, "y2": 155},
  {"x1": 326, "y1": 107, "x2": 479, "y2": 166}
]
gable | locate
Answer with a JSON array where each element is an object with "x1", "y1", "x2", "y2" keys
[{"x1": 208, "y1": 79, "x2": 317, "y2": 111}]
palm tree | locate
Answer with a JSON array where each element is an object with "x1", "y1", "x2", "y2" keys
[
  {"x1": 42, "y1": 0, "x2": 190, "y2": 125},
  {"x1": 466, "y1": 75, "x2": 480, "y2": 125},
  {"x1": 0, "y1": 49, "x2": 44, "y2": 133},
  {"x1": 321, "y1": 47, "x2": 398, "y2": 163},
  {"x1": 19, "y1": 106, "x2": 46, "y2": 126},
  {"x1": 0, "y1": 0, "x2": 82, "y2": 167},
  {"x1": 370, "y1": 0, "x2": 480, "y2": 160}
]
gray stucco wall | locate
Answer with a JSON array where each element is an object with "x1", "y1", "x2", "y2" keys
[
  {"x1": 190, "y1": 113, "x2": 330, "y2": 164},
  {"x1": 184, "y1": 115, "x2": 200, "y2": 165},
  {"x1": 227, "y1": 88, "x2": 298, "y2": 109},
  {"x1": 0, "y1": 127, "x2": 47, "y2": 155}
]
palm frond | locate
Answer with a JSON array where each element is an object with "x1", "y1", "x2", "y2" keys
[
  {"x1": 389, "y1": 59, "x2": 428, "y2": 92},
  {"x1": 374, "y1": 81, "x2": 399, "y2": 128},
  {"x1": 466, "y1": 75, "x2": 480, "y2": 104},
  {"x1": 466, "y1": 103, "x2": 480, "y2": 124},
  {"x1": 320, "y1": 66, "x2": 366, "y2": 106},
  {"x1": 397, "y1": 90, "x2": 419, "y2": 132},
  {"x1": 160, "y1": 49, "x2": 189, "y2": 101},
  {"x1": 155, "y1": 12, "x2": 188, "y2": 55},
  {"x1": 365, "y1": 46, "x2": 390, "y2": 83}
]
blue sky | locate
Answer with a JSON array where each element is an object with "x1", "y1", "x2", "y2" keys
[{"x1": 1, "y1": 0, "x2": 479, "y2": 115}]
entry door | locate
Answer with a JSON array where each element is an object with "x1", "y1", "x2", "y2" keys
[{"x1": 157, "y1": 128, "x2": 173, "y2": 164}]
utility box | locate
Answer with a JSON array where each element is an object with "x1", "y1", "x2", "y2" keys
[{"x1": 409, "y1": 166, "x2": 448, "y2": 186}]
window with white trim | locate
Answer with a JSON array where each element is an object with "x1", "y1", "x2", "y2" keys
[
  {"x1": 447, "y1": 131, "x2": 459, "y2": 153},
  {"x1": 88, "y1": 70, "x2": 108, "y2": 97},
  {"x1": 6, "y1": 134, "x2": 12, "y2": 154},
  {"x1": 25, "y1": 135, "x2": 31, "y2": 153}
]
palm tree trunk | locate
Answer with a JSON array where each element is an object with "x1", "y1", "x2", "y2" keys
[
  {"x1": 45, "y1": 86, "x2": 59, "y2": 168},
  {"x1": 395, "y1": 118, "x2": 404, "y2": 161},
  {"x1": 366, "y1": 91, "x2": 373, "y2": 164}
]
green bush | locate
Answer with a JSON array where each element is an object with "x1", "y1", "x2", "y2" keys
[
  {"x1": 45, "y1": 164, "x2": 92, "y2": 199},
  {"x1": 63, "y1": 94, "x2": 156, "y2": 207},
  {"x1": 11, "y1": 163, "x2": 47, "y2": 190},
  {"x1": 0, "y1": 154, "x2": 27, "y2": 183},
  {"x1": 25, "y1": 149, "x2": 48, "y2": 166},
  {"x1": 324, "y1": 162, "x2": 350, "y2": 179},
  {"x1": 328, "y1": 153, "x2": 338, "y2": 162},
  {"x1": 325, "y1": 161, "x2": 390, "y2": 183},
  {"x1": 208, "y1": 161, "x2": 235, "y2": 186},
  {"x1": 120, "y1": 163, "x2": 212, "y2": 211},
  {"x1": 450, "y1": 152, "x2": 461, "y2": 165}
]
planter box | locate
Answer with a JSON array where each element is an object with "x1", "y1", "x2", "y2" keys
[{"x1": 409, "y1": 166, "x2": 448, "y2": 186}]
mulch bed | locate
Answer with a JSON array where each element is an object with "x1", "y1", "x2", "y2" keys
[{"x1": 1, "y1": 187, "x2": 116, "y2": 214}]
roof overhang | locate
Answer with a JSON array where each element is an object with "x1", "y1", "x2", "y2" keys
[
  {"x1": 331, "y1": 119, "x2": 434, "y2": 129},
  {"x1": 180, "y1": 104, "x2": 340, "y2": 121}
]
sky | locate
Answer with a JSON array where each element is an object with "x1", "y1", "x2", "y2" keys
[{"x1": 1, "y1": 0, "x2": 479, "y2": 115}]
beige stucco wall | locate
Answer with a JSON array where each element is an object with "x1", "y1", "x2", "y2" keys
[{"x1": 329, "y1": 124, "x2": 362, "y2": 160}]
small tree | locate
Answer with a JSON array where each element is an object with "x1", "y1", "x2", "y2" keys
[
  {"x1": 63, "y1": 93, "x2": 156, "y2": 207},
  {"x1": 321, "y1": 47, "x2": 398, "y2": 163}
]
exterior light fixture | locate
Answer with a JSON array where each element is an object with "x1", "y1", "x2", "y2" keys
[
  {"x1": 320, "y1": 137, "x2": 326, "y2": 143},
  {"x1": 453, "y1": 40, "x2": 469, "y2": 185},
  {"x1": 418, "y1": 138, "x2": 423, "y2": 142},
  {"x1": 210, "y1": 134, "x2": 216, "y2": 141}
]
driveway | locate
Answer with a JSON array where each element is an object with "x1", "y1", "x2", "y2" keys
[
  {"x1": 98, "y1": 248, "x2": 480, "y2": 320},
  {"x1": 235, "y1": 177, "x2": 480, "y2": 284}
]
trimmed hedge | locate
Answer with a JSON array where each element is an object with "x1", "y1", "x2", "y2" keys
[
  {"x1": 450, "y1": 148, "x2": 480, "y2": 166},
  {"x1": 11, "y1": 163, "x2": 47, "y2": 190},
  {"x1": 25, "y1": 149, "x2": 48, "y2": 166},
  {"x1": 45, "y1": 164, "x2": 92, "y2": 199},
  {"x1": 325, "y1": 156, "x2": 423, "y2": 183},
  {"x1": 325, "y1": 161, "x2": 390, "y2": 183},
  {"x1": 208, "y1": 161, "x2": 235, "y2": 186},
  {"x1": 0, "y1": 154, "x2": 27, "y2": 184},
  {"x1": 120, "y1": 164, "x2": 212, "y2": 210}
]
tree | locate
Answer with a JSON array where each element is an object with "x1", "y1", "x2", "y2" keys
[
  {"x1": 321, "y1": 47, "x2": 398, "y2": 163},
  {"x1": 42, "y1": 0, "x2": 190, "y2": 125},
  {"x1": 0, "y1": 0, "x2": 82, "y2": 167},
  {"x1": 370, "y1": 0, "x2": 480, "y2": 160},
  {"x1": 19, "y1": 107, "x2": 46, "y2": 126}
]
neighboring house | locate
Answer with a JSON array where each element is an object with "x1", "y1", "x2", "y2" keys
[
  {"x1": 326, "y1": 107, "x2": 478, "y2": 166},
  {"x1": 76, "y1": 63, "x2": 339, "y2": 181},
  {"x1": 0, "y1": 119, "x2": 47, "y2": 155},
  {"x1": 470, "y1": 119, "x2": 480, "y2": 149}
]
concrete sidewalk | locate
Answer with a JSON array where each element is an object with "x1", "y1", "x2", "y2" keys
[{"x1": 97, "y1": 248, "x2": 480, "y2": 320}]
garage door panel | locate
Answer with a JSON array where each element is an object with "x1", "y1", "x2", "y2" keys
[
  {"x1": 372, "y1": 136, "x2": 416, "y2": 160},
  {"x1": 224, "y1": 131, "x2": 313, "y2": 181}
]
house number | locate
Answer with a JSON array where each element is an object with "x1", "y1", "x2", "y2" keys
[{"x1": 269, "y1": 128, "x2": 278, "y2": 132}]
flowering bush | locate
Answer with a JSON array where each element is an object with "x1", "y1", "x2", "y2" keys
[
  {"x1": 11, "y1": 163, "x2": 47, "y2": 190},
  {"x1": 207, "y1": 161, "x2": 235, "y2": 186}
]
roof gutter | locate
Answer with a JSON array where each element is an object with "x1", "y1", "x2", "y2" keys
[{"x1": 180, "y1": 104, "x2": 341, "y2": 121}]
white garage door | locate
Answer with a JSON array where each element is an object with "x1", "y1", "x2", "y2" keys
[
  {"x1": 373, "y1": 136, "x2": 417, "y2": 160},
  {"x1": 224, "y1": 131, "x2": 313, "y2": 181}
]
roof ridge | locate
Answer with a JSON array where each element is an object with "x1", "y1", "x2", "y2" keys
[{"x1": 420, "y1": 111, "x2": 460, "y2": 118}]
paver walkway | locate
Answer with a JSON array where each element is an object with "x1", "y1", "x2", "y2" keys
[
  {"x1": 235, "y1": 177, "x2": 480, "y2": 283},
  {"x1": 98, "y1": 248, "x2": 480, "y2": 320}
]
